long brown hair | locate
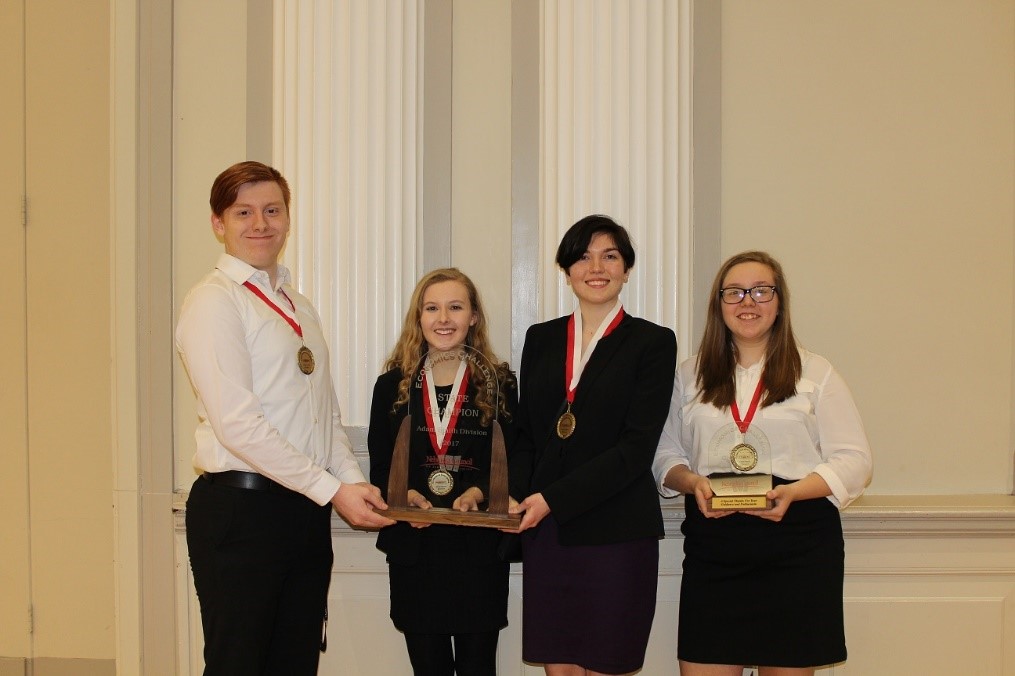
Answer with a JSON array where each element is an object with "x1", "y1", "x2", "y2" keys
[
  {"x1": 383, "y1": 268, "x2": 515, "y2": 425},
  {"x1": 696, "y1": 251, "x2": 801, "y2": 408}
]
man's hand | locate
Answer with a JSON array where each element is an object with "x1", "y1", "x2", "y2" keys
[{"x1": 330, "y1": 482, "x2": 395, "y2": 528}]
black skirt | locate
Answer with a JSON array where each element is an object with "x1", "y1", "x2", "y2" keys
[
  {"x1": 678, "y1": 480, "x2": 846, "y2": 668},
  {"x1": 387, "y1": 525, "x2": 509, "y2": 635},
  {"x1": 522, "y1": 516, "x2": 659, "y2": 674}
]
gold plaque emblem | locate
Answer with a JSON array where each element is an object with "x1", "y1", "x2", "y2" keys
[{"x1": 729, "y1": 443, "x2": 759, "y2": 472}]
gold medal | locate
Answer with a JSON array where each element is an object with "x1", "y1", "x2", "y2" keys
[
  {"x1": 556, "y1": 405, "x2": 576, "y2": 439},
  {"x1": 427, "y1": 468, "x2": 454, "y2": 496},
  {"x1": 730, "y1": 443, "x2": 759, "y2": 472},
  {"x1": 297, "y1": 346, "x2": 315, "y2": 375}
]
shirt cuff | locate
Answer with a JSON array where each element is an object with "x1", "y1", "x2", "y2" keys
[
  {"x1": 652, "y1": 458, "x2": 687, "y2": 498},
  {"x1": 304, "y1": 471, "x2": 344, "y2": 506},
  {"x1": 813, "y1": 465, "x2": 850, "y2": 509},
  {"x1": 659, "y1": 482, "x2": 682, "y2": 499}
]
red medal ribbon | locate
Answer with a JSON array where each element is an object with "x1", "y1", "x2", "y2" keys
[
  {"x1": 243, "y1": 281, "x2": 304, "y2": 339},
  {"x1": 731, "y1": 379, "x2": 764, "y2": 434},
  {"x1": 422, "y1": 368, "x2": 471, "y2": 456},
  {"x1": 565, "y1": 308, "x2": 625, "y2": 404}
]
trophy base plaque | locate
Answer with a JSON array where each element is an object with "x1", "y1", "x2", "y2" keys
[
  {"x1": 708, "y1": 472, "x2": 774, "y2": 511},
  {"x1": 378, "y1": 506, "x2": 521, "y2": 529}
]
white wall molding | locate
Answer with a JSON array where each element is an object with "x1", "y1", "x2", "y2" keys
[
  {"x1": 173, "y1": 496, "x2": 1015, "y2": 540},
  {"x1": 171, "y1": 494, "x2": 1015, "y2": 673},
  {"x1": 843, "y1": 495, "x2": 1015, "y2": 538}
]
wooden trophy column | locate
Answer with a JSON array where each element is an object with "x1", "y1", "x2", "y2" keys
[{"x1": 378, "y1": 417, "x2": 521, "y2": 528}]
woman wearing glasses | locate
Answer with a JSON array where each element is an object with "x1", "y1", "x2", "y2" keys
[{"x1": 653, "y1": 251, "x2": 872, "y2": 676}]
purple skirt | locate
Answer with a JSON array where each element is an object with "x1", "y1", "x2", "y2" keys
[{"x1": 522, "y1": 516, "x2": 659, "y2": 674}]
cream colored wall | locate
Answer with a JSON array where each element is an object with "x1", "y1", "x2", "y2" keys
[
  {"x1": 171, "y1": 0, "x2": 518, "y2": 476},
  {"x1": 451, "y1": 0, "x2": 514, "y2": 358},
  {"x1": 0, "y1": 0, "x2": 117, "y2": 666},
  {"x1": 27, "y1": 0, "x2": 115, "y2": 659},
  {"x1": 0, "y1": 0, "x2": 30, "y2": 662},
  {"x1": 4, "y1": 0, "x2": 1012, "y2": 670},
  {"x1": 444, "y1": 0, "x2": 1015, "y2": 498},
  {"x1": 721, "y1": 0, "x2": 1015, "y2": 495},
  {"x1": 172, "y1": 0, "x2": 262, "y2": 489}
]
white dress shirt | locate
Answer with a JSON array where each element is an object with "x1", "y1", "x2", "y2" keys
[
  {"x1": 653, "y1": 349, "x2": 872, "y2": 508},
  {"x1": 176, "y1": 253, "x2": 365, "y2": 505}
]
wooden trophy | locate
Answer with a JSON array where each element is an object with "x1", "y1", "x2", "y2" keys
[{"x1": 377, "y1": 347, "x2": 521, "y2": 529}]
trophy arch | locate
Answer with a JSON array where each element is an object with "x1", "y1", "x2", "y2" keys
[{"x1": 378, "y1": 346, "x2": 520, "y2": 528}]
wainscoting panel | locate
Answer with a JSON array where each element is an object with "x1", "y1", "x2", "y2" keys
[
  {"x1": 840, "y1": 592, "x2": 1010, "y2": 675},
  {"x1": 173, "y1": 490, "x2": 1015, "y2": 675}
]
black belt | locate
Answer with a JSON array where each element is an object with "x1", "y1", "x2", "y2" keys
[{"x1": 202, "y1": 470, "x2": 298, "y2": 496}]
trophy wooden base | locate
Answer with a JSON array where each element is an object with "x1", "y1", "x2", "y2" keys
[
  {"x1": 378, "y1": 506, "x2": 521, "y2": 529},
  {"x1": 708, "y1": 472, "x2": 774, "y2": 511},
  {"x1": 383, "y1": 414, "x2": 520, "y2": 529}
]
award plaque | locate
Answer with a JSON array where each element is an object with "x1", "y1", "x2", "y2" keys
[
  {"x1": 706, "y1": 424, "x2": 774, "y2": 511},
  {"x1": 377, "y1": 346, "x2": 521, "y2": 528}
]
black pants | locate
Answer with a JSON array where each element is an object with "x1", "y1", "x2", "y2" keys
[
  {"x1": 404, "y1": 630, "x2": 500, "y2": 676},
  {"x1": 186, "y1": 475, "x2": 333, "y2": 675}
]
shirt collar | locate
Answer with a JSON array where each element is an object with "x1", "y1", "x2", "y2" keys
[
  {"x1": 215, "y1": 253, "x2": 292, "y2": 291},
  {"x1": 735, "y1": 357, "x2": 765, "y2": 376}
]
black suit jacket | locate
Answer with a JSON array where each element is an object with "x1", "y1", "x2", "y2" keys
[{"x1": 509, "y1": 313, "x2": 677, "y2": 546}]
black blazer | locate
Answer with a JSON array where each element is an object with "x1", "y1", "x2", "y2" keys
[
  {"x1": 509, "y1": 313, "x2": 677, "y2": 546},
  {"x1": 369, "y1": 367, "x2": 519, "y2": 564}
]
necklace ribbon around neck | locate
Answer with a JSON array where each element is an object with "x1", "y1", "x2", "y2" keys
[
  {"x1": 728, "y1": 378, "x2": 764, "y2": 472},
  {"x1": 557, "y1": 304, "x2": 625, "y2": 439},
  {"x1": 242, "y1": 280, "x2": 316, "y2": 375}
]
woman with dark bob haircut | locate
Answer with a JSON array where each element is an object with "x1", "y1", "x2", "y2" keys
[
  {"x1": 510, "y1": 214, "x2": 677, "y2": 675},
  {"x1": 654, "y1": 250, "x2": 873, "y2": 675},
  {"x1": 554, "y1": 214, "x2": 637, "y2": 271}
]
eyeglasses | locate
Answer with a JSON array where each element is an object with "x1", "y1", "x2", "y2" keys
[{"x1": 719, "y1": 285, "x2": 778, "y2": 304}]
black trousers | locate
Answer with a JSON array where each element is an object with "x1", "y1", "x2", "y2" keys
[
  {"x1": 403, "y1": 630, "x2": 501, "y2": 676},
  {"x1": 186, "y1": 475, "x2": 333, "y2": 675}
]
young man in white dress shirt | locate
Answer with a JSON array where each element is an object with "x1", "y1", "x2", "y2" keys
[{"x1": 176, "y1": 161, "x2": 394, "y2": 674}]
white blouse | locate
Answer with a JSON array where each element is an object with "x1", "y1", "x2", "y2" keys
[{"x1": 653, "y1": 349, "x2": 872, "y2": 509}]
